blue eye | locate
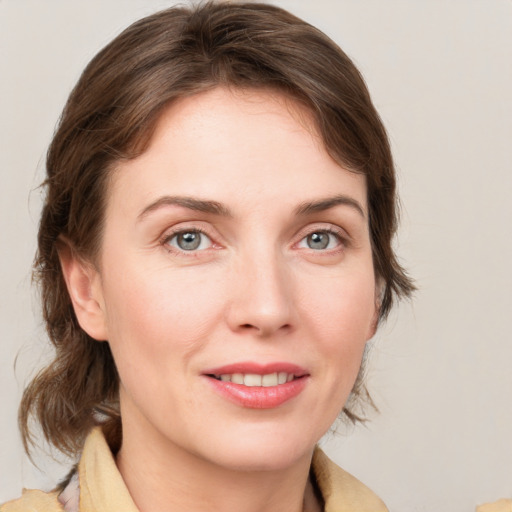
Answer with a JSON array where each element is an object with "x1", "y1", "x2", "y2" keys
[
  {"x1": 299, "y1": 231, "x2": 341, "y2": 250},
  {"x1": 167, "y1": 230, "x2": 212, "y2": 251}
]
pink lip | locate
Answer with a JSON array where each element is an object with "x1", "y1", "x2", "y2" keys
[{"x1": 202, "y1": 361, "x2": 309, "y2": 409}]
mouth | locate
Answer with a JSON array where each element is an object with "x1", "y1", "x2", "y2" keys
[
  {"x1": 207, "y1": 372, "x2": 297, "y2": 387},
  {"x1": 202, "y1": 363, "x2": 309, "y2": 408}
]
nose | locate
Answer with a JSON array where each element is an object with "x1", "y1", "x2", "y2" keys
[{"x1": 225, "y1": 250, "x2": 294, "y2": 337}]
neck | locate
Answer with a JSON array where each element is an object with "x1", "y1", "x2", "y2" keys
[{"x1": 117, "y1": 420, "x2": 321, "y2": 512}]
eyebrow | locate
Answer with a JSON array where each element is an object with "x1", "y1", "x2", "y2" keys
[
  {"x1": 137, "y1": 193, "x2": 365, "y2": 221},
  {"x1": 137, "y1": 196, "x2": 233, "y2": 221},
  {"x1": 294, "y1": 194, "x2": 366, "y2": 219}
]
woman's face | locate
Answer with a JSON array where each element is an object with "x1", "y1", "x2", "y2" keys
[{"x1": 82, "y1": 87, "x2": 377, "y2": 471}]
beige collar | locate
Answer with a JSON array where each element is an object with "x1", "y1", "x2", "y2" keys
[
  {"x1": 77, "y1": 428, "x2": 138, "y2": 512},
  {"x1": 311, "y1": 446, "x2": 388, "y2": 512}
]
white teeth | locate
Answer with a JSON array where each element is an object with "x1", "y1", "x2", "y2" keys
[
  {"x1": 262, "y1": 372, "x2": 278, "y2": 387},
  {"x1": 231, "y1": 373, "x2": 244, "y2": 384},
  {"x1": 216, "y1": 372, "x2": 296, "y2": 386},
  {"x1": 244, "y1": 374, "x2": 262, "y2": 387}
]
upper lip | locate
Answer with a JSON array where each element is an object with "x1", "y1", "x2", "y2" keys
[{"x1": 202, "y1": 362, "x2": 309, "y2": 377}]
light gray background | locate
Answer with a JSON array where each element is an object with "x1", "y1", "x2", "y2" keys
[{"x1": 1, "y1": 1, "x2": 511, "y2": 511}]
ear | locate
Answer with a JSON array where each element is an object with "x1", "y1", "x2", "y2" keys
[{"x1": 57, "y1": 238, "x2": 108, "y2": 341}]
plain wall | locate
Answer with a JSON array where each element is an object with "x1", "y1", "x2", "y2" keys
[{"x1": 1, "y1": 1, "x2": 511, "y2": 511}]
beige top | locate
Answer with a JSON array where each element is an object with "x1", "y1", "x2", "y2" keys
[
  {"x1": 1, "y1": 427, "x2": 388, "y2": 511},
  {"x1": 476, "y1": 500, "x2": 512, "y2": 512}
]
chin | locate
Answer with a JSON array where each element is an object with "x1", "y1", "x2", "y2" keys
[{"x1": 195, "y1": 428, "x2": 317, "y2": 472}]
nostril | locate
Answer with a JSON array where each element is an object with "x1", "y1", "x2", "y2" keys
[{"x1": 239, "y1": 322, "x2": 292, "y2": 334}]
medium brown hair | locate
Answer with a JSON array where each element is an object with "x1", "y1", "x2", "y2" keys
[{"x1": 20, "y1": 0, "x2": 414, "y2": 458}]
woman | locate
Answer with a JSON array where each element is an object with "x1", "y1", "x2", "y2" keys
[{"x1": 2, "y1": 2, "x2": 414, "y2": 511}]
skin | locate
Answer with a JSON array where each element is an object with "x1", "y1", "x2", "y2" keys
[{"x1": 61, "y1": 87, "x2": 378, "y2": 512}]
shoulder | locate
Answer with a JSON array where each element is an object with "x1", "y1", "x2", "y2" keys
[
  {"x1": 476, "y1": 499, "x2": 512, "y2": 512},
  {"x1": 312, "y1": 447, "x2": 388, "y2": 512},
  {"x1": 0, "y1": 490, "x2": 63, "y2": 512}
]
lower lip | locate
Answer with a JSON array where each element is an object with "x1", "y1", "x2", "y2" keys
[{"x1": 205, "y1": 376, "x2": 308, "y2": 409}]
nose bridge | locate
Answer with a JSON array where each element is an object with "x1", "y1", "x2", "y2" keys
[{"x1": 227, "y1": 241, "x2": 294, "y2": 336}]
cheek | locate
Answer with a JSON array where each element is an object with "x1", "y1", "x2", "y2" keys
[
  {"x1": 300, "y1": 267, "x2": 376, "y2": 388},
  {"x1": 301, "y1": 268, "x2": 377, "y2": 343},
  {"x1": 100, "y1": 264, "x2": 225, "y2": 376}
]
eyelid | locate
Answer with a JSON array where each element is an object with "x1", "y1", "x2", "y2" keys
[
  {"x1": 293, "y1": 223, "x2": 350, "y2": 248},
  {"x1": 159, "y1": 222, "x2": 222, "y2": 254},
  {"x1": 166, "y1": 229, "x2": 211, "y2": 250}
]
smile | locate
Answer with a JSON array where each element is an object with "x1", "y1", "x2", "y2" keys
[
  {"x1": 211, "y1": 372, "x2": 296, "y2": 387},
  {"x1": 203, "y1": 363, "x2": 309, "y2": 409}
]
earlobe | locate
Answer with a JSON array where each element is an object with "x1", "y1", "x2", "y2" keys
[{"x1": 57, "y1": 238, "x2": 108, "y2": 341}]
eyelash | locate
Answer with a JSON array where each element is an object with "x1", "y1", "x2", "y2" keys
[
  {"x1": 295, "y1": 227, "x2": 347, "y2": 253},
  {"x1": 160, "y1": 227, "x2": 215, "y2": 255}
]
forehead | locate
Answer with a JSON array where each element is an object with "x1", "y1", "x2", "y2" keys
[
  {"x1": 148, "y1": 87, "x2": 323, "y2": 157},
  {"x1": 107, "y1": 86, "x2": 367, "y2": 216}
]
